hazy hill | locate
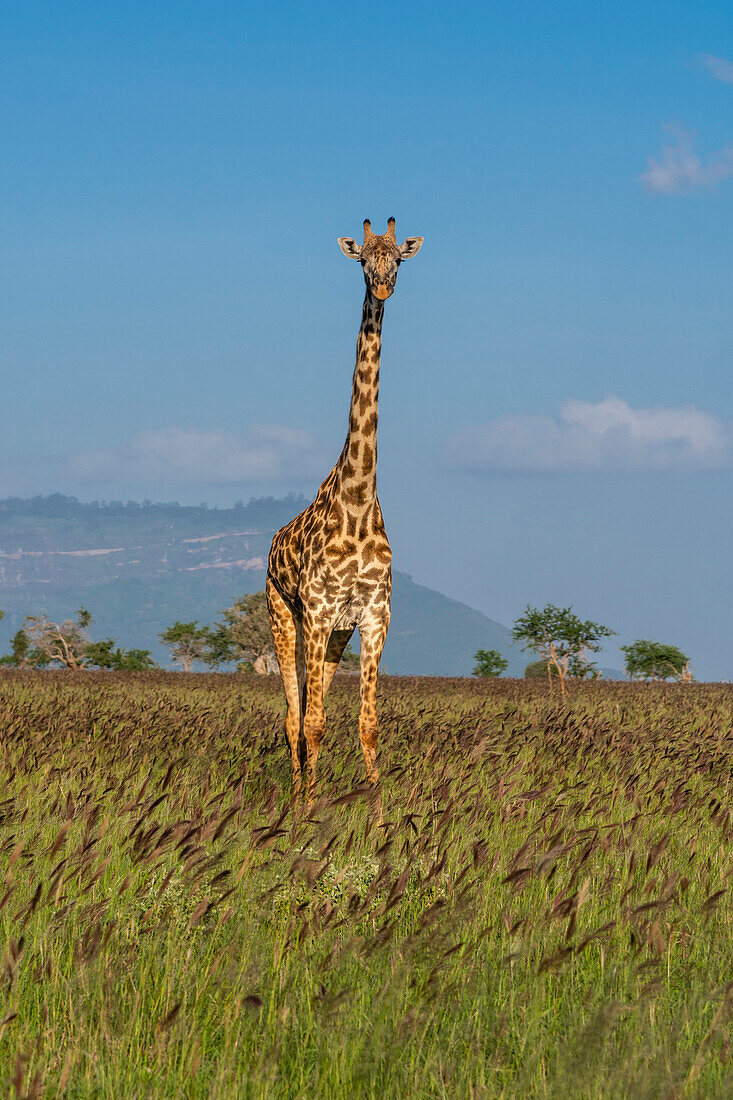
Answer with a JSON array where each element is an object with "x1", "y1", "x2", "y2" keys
[{"x1": 0, "y1": 495, "x2": 525, "y2": 675}]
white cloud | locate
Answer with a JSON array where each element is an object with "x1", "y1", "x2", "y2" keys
[
  {"x1": 642, "y1": 125, "x2": 733, "y2": 194},
  {"x1": 65, "y1": 425, "x2": 328, "y2": 486},
  {"x1": 446, "y1": 396, "x2": 731, "y2": 474},
  {"x1": 701, "y1": 54, "x2": 733, "y2": 84}
]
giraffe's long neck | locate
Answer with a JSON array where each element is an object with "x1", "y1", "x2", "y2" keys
[{"x1": 335, "y1": 290, "x2": 384, "y2": 509}]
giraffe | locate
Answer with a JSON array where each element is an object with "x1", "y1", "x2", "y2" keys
[{"x1": 266, "y1": 217, "x2": 423, "y2": 804}]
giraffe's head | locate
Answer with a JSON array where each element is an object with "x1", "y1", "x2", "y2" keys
[{"x1": 338, "y1": 218, "x2": 423, "y2": 300}]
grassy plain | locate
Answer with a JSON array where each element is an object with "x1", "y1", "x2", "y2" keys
[{"x1": 0, "y1": 671, "x2": 731, "y2": 1098}]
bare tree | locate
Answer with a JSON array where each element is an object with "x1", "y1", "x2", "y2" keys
[{"x1": 23, "y1": 607, "x2": 92, "y2": 670}]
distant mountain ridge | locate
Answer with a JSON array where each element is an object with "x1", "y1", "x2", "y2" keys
[{"x1": 0, "y1": 494, "x2": 526, "y2": 675}]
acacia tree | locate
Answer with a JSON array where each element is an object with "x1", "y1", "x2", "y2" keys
[
  {"x1": 23, "y1": 607, "x2": 93, "y2": 670},
  {"x1": 512, "y1": 604, "x2": 614, "y2": 695},
  {"x1": 620, "y1": 640, "x2": 691, "y2": 682},
  {"x1": 85, "y1": 639, "x2": 157, "y2": 671},
  {"x1": 524, "y1": 659, "x2": 559, "y2": 680},
  {"x1": 159, "y1": 621, "x2": 210, "y2": 672},
  {"x1": 204, "y1": 592, "x2": 278, "y2": 674},
  {"x1": 472, "y1": 648, "x2": 508, "y2": 678}
]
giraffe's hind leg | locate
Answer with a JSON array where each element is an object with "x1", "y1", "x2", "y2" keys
[
  {"x1": 357, "y1": 615, "x2": 388, "y2": 786},
  {"x1": 323, "y1": 627, "x2": 355, "y2": 698},
  {"x1": 357, "y1": 611, "x2": 389, "y2": 822},
  {"x1": 266, "y1": 577, "x2": 305, "y2": 796},
  {"x1": 301, "y1": 615, "x2": 333, "y2": 807}
]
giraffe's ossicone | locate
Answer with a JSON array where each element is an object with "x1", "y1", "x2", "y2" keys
[{"x1": 266, "y1": 217, "x2": 424, "y2": 806}]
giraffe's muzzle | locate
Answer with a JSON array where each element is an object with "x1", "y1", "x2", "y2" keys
[{"x1": 372, "y1": 283, "x2": 394, "y2": 300}]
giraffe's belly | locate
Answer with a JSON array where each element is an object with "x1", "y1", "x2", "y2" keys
[
  {"x1": 297, "y1": 526, "x2": 392, "y2": 627},
  {"x1": 333, "y1": 605, "x2": 358, "y2": 631}
]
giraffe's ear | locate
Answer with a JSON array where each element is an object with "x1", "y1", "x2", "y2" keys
[
  {"x1": 399, "y1": 236, "x2": 424, "y2": 260},
  {"x1": 338, "y1": 237, "x2": 362, "y2": 260}
]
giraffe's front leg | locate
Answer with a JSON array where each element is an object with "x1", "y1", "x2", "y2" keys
[
  {"x1": 267, "y1": 577, "x2": 305, "y2": 798},
  {"x1": 302, "y1": 615, "x2": 331, "y2": 807},
  {"x1": 358, "y1": 611, "x2": 389, "y2": 791}
]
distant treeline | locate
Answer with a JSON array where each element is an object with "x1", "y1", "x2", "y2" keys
[{"x1": 0, "y1": 492, "x2": 308, "y2": 522}]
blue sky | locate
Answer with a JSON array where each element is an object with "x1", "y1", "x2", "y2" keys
[{"x1": 4, "y1": 2, "x2": 733, "y2": 676}]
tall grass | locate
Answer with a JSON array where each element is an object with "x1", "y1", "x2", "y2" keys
[{"x1": 0, "y1": 670, "x2": 731, "y2": 1097}]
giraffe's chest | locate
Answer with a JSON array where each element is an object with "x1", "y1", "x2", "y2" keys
[{"x1": 301, "y1": 534, "x2": 392, "y2": 624}]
